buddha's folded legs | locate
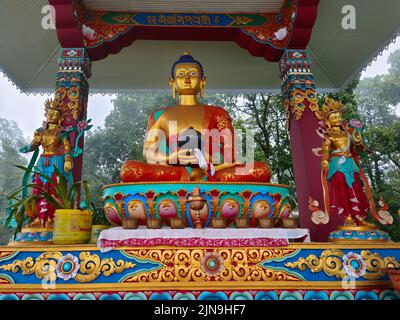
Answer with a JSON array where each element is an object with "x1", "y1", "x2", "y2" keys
[
  {"x1": 121, "y1": 161, "x2": 271, "y2": 183},
  {"x1": 214, "y1": 162, "x2": 272, "y2": 183},
  {"x1": 120, "y1": 160, "x2": 191, "y2": 182}
]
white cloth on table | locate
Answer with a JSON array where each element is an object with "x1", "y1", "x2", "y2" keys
[{"x1": 97, "y1": 226, "x2": 310, "y2": 252}]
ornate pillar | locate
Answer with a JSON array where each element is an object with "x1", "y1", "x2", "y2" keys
[
  {"x1": 55, "y1": 48, "x2": 91, "y2": 183},
  {"x1": 279, "y1": 50, "x2": 342, "y2": 241}
]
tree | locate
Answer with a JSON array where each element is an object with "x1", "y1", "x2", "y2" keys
[
  {"x1": 83, "y1": 93, "x2": 175, "y2": 204},
  {"x1": 0, "y1": 118, "x2": 27, "y2": 244}
]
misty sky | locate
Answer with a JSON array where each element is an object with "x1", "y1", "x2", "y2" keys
[{"x1": 0, "y1": 37, "x2": 399, "y2": 140}]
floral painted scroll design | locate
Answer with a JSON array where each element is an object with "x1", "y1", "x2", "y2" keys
[
  {"x1": 285, "y1": 249, "x2": 400, "y2": 280},
  {"x1": 121, "y1": 248, "x2": 303, "y2": 283}
]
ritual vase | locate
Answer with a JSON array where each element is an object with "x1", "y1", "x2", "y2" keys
[
  {"x1": 53, "y1": 209, "x2": 92, "y2": 245},
  {"x1": 90, "y1": 225, "x2": 110, "y2": 244}
]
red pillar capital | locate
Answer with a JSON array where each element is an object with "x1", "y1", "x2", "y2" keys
[{"x1": 55, "y1": 48, "x2": 91, "y2": 184}]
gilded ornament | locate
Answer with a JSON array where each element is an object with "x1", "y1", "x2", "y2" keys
[
  {"x1": 121, "y1": 248, "x2": 302, "y2": 283},
  {"x1": 67, "y1": 86, "x2": 80, "y2": 101},
  {"x1": 0, "y1": 251, "x2": 136, "y2": 283},
  {"x1": 54, "y1": 87, "x2": 67, "y2": 102},
  {"x1": 285, "y1": 249, "x2": 400, "y2": 280},
  {"x1": 216, "y1": 115, "x2": 230, "y2": 130}
]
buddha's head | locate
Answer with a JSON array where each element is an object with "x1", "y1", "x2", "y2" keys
[{"x1": 169, "y1": 52, "x2": 206, "y2": 99}]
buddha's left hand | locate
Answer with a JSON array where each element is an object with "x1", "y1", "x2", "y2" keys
[
  {"x1": 177, "y1": 149, "x2": 198, "y2": 165},
  {"x1": 64, "y1": 160, "x2": 73, "y2": 172}
]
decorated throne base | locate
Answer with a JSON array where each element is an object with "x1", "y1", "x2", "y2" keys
[
  {"x1": 328, "y1": 225, "x2": 391, "y2": 243},
  {"x1": 102, "y1": 181, "x2": 293, "y2": 229},
  {"x1": 0, "y1": 242, "x2": 399, "y2": 300}
]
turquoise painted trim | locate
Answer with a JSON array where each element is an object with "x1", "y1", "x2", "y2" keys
[
  {"x1": 261, "y1": 265, "x2": 306, "y2": 281},
  {"x1": 0, "y1": 252, "x2": 19, "y2": 263},
  {"x1": 262, "y1": 249, "x2": 300, "y2": 263}
]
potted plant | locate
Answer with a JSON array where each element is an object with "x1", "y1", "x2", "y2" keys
[
  {"x1": 6, "y1": 165, "x2": 92, "y2": 245},
  {"x1": 89, "y1": 202, "x2": 110, "y2": 243}
]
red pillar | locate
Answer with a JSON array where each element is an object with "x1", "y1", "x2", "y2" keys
[
  {"x1": 279, "y1": 50, "x2": 343, "y2": 241},
  {"x1": 56, "y1": 48, "x2": 91, "y2": 183}
]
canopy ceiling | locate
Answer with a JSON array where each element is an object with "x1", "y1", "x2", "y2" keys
[
  {"x1": 83, "y1": 0, "x2": 285, "y2": 13},
  {"x1": 0, "y1": 0, "x2": 399, "y2": 94}
]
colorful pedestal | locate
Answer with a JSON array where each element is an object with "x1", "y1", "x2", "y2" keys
[{"x1": 0, "y1": 242, "x2": 399, "y2": 300}]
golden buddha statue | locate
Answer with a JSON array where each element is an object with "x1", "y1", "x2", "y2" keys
[
  {"x1": 120, "y1": 52, "x2": 271, "y2": 183},
  {"x1": 20, "y1": 99, "x2": 73, "y2": 227}
]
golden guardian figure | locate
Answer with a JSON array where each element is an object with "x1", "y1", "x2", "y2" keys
[{"x1": 313, "y1": 97, "x2": 393, "y2": 241}]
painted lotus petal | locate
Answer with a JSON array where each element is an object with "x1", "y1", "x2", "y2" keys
[
  {"x1": 173, "y1": 293, "x2": 196, "y2": 300},
  {"x1": 355, "y1": 291, "x2": 379, "y2": 300},
  {"x1": 198, "y1": 291, "x2": 228, "y2": 300},
  {"x1": 0, "y1": 294, "x2": 19, "y2": 300},
  {"x1": 379, "y1": 290, "x2": 400, "y2": 300},
  {"x1": 280, "y1": 291, "x2": 303, "y2": 300},
  {"x1": 48, "y1": 294, "x2": 71, "y2": 300},
  {"x1": 22, "y1": 294, "x2": 44, "y2": 300},
  {"x1": 330, "y1": 291, "x2": 354, "y2": 300},
  {"x1": 230, "y1": 292, "x2": 254, "y2": 300},
  {"x1": 99, "y1": 294, "x2": 122, "y2": 300},
  {"x1": 124, "y1": 293, "x2": 147, "y2": 300},
  {"x1": 150, "y1": 293, "x2": 172, "y2": 300},
  {"x1": 255, "y1": 291, "x2": 278, "y2": 300},
  {"x1": 304, "y1": 291, "x2": 329, "y2": 300},
  {"x1": 73, "y1": 293, "x2": 96, "y2": 300}
]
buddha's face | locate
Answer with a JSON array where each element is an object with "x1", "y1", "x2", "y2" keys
[
  {"x1": 171, "y1": 63, "x2": 205, "y2": 96},
  {"x1": 327, "y1": 111, "x2": 343, "y2": 127},
  {"x1": 46, "y1": 109, "x2": 61, "y2": 124}
]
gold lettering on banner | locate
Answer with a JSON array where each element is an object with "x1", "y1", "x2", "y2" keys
[
  {"x1": 158, "y1": 14, "x2": 167, "y2": 24},
  {"x1": 192, "y1": 16, "x2": 201, "y2": 25},
  {"x1": 166, "y1": 15, "x2": 177, "y2": 25},
  {"x1": 184, "y1": 16, "x2": 193, "y2": 24},
  {"x1": 147, "y1": 16, "x2": 157, "y2": 24},
  {"x1": 201, "y1": 15, "x2": 211, "y2": 25},
  {"x1": 146, "y1": 14, "x2": 215, "y2": 26}
]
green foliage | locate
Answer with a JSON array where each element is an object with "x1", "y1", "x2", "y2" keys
[
  {"x1": 349, "y1": 50, "x2": 400, "y2": 241},
  {"x1": 83, "y1": 93, "x2": 175, "y2": 203},
  {"x1": 5, "y1": 165, "x2": 91, "y2": 236},
  {"x1": 90, "y1": 202, "x2": 110, "y2": 226},
  {"x1": 0, "y1": 118, "x2": 27, "y2": 228}
]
